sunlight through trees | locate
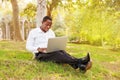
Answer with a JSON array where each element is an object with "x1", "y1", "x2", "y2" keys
[{"x1": 0, "y1": 0, "x2": 120, "y2": 49}]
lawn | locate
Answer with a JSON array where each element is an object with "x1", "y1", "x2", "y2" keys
[{"x1": 0, "y1": 41, "x2": 120, "y2": 80}]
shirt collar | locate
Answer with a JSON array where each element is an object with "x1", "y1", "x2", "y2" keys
[
  {"x1": 36, "y1": 27, "x2": 43, "y2": 33},
  {"x1": 37, "y1": 27, "x2": 50, "y2": 33}
]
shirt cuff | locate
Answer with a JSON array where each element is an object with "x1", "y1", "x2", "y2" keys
[{"x1": 32, "y1": 47, "x2": 39, "y2": 53}]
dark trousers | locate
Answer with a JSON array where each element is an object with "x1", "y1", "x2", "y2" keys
[{"x1": 35, "y1": 50, "x2": 79, "y2": 69}]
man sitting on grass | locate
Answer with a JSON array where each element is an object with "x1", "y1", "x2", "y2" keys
[{"x1": 26, "y1": 16, "x2": 92, "y2": 73}]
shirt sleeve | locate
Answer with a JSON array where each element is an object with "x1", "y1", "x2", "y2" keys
[{"x1": 26, "y1": 30, "x2": 38, "y2": 53}]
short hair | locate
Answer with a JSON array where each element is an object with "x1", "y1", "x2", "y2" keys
[{"x1": 42, "y1": 16, "x2": 52, "y2": 22}]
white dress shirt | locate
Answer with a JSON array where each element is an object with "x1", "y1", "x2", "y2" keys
[{"x1": 26, "y1": 28, "x2": 55, "y2": 53}]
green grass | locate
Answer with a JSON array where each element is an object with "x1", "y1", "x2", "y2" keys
[{"x1": 0, "y1": 41, "x2": 120, "y2": 80}]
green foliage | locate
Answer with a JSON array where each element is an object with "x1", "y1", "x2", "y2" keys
[
  {"x1": 47, "y1": 0, "x2": 61, "y2": 9},
  {"x1": 52, "y1": 14, "x2": 66, "y2": 37},
  {"x1": 20, "y1": 3, "x2": 37, "y2": 21},
  {"x1": 52, "y1": 0, "x2": 120, "y2": 48}
]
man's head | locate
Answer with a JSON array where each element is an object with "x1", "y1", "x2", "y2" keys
[{"x1": 40, "y1": 16, "x2": 52, "y2": 32}]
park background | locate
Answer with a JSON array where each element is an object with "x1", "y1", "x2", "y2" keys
[{"x1": 0, "y1": 0, "x2": 120, "y2": 80}]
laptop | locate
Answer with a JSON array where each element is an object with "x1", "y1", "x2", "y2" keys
[{"x1": 46, "y1": 36, "x2": 67, "y2": 53}]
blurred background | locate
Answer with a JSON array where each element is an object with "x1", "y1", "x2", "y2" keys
[{"x1": 0, "y1": 0, "x2": 120, "y2": 49}]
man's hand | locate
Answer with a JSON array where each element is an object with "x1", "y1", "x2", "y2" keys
[{"x1": 37, "y1": 48, "x2": 47, "y2": 53}]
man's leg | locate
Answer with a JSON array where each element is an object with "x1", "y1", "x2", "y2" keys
[
  {"x1": 35, "y1": 50, "x2": 92, "y2": 72},
  {"x1": 36, "y1": 50, "x2": 78, "y2": 63}
]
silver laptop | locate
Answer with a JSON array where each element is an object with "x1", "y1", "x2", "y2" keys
[{"x1": 46, "y1": 36, "x2": 67, "y2": 53}]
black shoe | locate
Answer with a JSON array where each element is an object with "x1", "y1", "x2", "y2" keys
[
  {"x1": 78, "y1": 53, "x2": 92, "y2": 73},
  {"x1": 69, "y1": 63, "x2": 78, "y2": 69},
  {"x1": 78, "y1": 64, "x2": 86, "y2": 73},
  {"x1": 79, "y1": 52, "x2": 90, "y2": 65},
  {"x1": 78, "y1": 61, "x2": 92, "y2": 73}
]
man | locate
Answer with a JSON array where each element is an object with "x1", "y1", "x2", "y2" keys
[{"x1": 26, "y1": 16, "x2": 92, "y2": 73}]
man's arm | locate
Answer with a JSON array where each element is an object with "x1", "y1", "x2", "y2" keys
[
  {"x1": 26, "y1": 30, "x2": 38, "y2": 53},
  {"x1": 37, "y1": 48, "x2": 47, "y2": 53}
]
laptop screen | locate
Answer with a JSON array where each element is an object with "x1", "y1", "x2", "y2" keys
[{"x1": 46, "y1": 36, "x2": 67, "y2": 53}]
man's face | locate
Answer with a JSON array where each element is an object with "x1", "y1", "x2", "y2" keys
[{"x1": 41, "y1": 19, "x2": 52, "y2": 32}]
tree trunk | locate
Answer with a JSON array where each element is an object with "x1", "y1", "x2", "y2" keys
[
  {"x1": 0, "y1": 28, "x2": 3, "y2": 40},
  {"x1": 21, "y1": 20, "x2": 25, "y2": 40},
  {"x1": 11, "y1": 0, "x2": 23, "y2": 41},
  {"x1": 46, "y1": 5, "x2": 51, "y2": 17},
  {"x1": 36, "y1": 0, "x2": 46, "y2": 27},
  {"x1": 5, "y1": 22, "x2": 10, "y2": 40}
]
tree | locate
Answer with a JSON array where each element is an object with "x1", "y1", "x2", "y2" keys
[
  {"x1": 11, "y1": 0, "x2": 23, "y2": 41},
  {"x1": 46, "y1": 0, "x2": 61, "y2": 17},
  {"x1": 20, "y1": 3, "x2": 37, "y2": 21},
  {"x1": 1, "y1": 0, "x2": 12, "y2": 40},
  {"x1": 61, "y1": 0, "x2": 120, "y2": 47},
  {"x1": 20, "y1": 2, "x2": 37, "y2": 40},
  {"x1": 36, "y1": 0, "x2": 46, "y2": 27}
]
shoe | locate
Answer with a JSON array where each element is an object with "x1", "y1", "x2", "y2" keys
[
  {"x1": 81, "y1": 52, "x2": 90, "y2": 65},
  {"x1": 78, "y1": 53, "x2": 92, "y2": 73},
  {"x1": 78, "y1": 52, "x2": 90, "y2": 65},
  {"x1": 69, "y1": 63, "x2": 78, "y2": 69},
  {"x1": 79, "y1": 61, "x2": 92, "y2": 73},
  {"x1": 86, "y1": 61, "x2": 92, "y2": 70}
]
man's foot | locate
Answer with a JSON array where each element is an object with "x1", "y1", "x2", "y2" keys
[
  {"x1": 79, "y1": 61, "x2": 92, "y2": 73},
  {"x1": 86, "y1": 61, "x2": 92, "y2": 70},
  {"x1": 78, "y1": 53, "x2": 92, "y2": 73},
  {"x1": 80, "y1": 53, "x2": 90, "y2": 64},
  {"x1": 70, "y1": 63, "x2": 78, "y2": 69}
]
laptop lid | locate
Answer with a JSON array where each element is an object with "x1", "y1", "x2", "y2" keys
[{"x1": 46, "y1": 36, "x2": 67, "y2": 53}]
